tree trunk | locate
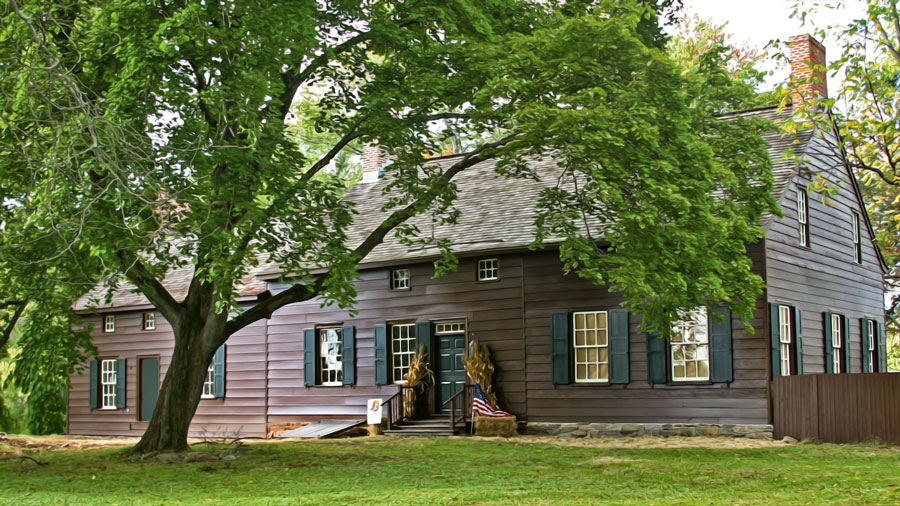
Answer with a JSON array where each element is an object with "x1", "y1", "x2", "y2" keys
[{"x1": 131, "y1": 328, "x2": 215, "y2": 454}]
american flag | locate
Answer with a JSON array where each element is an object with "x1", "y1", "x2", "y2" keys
[{"x1": 472, "y1": 384, "x2": 512, "y2": 417}]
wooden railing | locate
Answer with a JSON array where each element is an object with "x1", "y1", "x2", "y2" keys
[
  {"x1": 443, "y1": 384, "x2": 474, "y2": 433},
  {"x1": 383, "y1": 385, "x2": 419, "y2": 430},
  {"x1": 383, "y1": 388, "x2": 403, "y2": 431}
]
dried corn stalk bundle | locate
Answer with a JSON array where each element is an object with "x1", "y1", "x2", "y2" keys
[
  {"x1": 403, "y1": 346, "x2": 433, "y2": 419},
  {"x1": 463, "y1": 339, "x2": 498, "y2": 408}
]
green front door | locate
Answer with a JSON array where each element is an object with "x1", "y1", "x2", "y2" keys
[
  {"x1": 436, "y1": 332, "x2": 466, "y2": 413},
  {"x1": 139, "y1": 358, "x2": 159, "y2": 422}
]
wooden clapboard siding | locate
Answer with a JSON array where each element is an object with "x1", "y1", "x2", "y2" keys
[
  {"x1": 67, "y1": 311, "x2": 268, "y2": 438},
  {"x1": 521, "y1": 246, "x2": 770, "y2": 424},
  {"x1": 765, "y1": 134, "x2": 886, "y2": 375},
  {"x1": 264, "y1": 254, "x2": 527, "y2": 420}
]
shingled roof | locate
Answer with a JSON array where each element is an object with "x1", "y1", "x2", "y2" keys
[{"x1": 76, "y1": 106, "x2": 813, "y2": 311}]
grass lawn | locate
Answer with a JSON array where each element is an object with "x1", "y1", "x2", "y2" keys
[{"x1": 1, "y1": 436, "x2": 899, "y2": 505}]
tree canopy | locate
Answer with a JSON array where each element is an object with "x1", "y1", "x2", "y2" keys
[{"x1": 1, "y1": 0, "x2": 775, "y2": 450}]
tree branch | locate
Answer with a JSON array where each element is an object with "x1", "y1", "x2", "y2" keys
[
  {"x1": 0, "y1": 301, "x2": 28, "y2": 351},
  {"x1": 113, "y1": 251, "x2": 184, "y2": 325},
  {"x1": 299, "y1": 115, "x2": 367, "y2": 184},
  {"x1": 223, "y1": 134, "x2": 517, "y2": 336}
]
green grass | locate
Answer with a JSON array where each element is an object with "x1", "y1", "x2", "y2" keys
[{"x1": 2, "y1": 437, "x2": 899, "y2": 505}]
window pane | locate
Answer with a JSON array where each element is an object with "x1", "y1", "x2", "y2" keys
[
  {"x1": 572, "y1": 311, "x2": 609, "y2": 383},
  {"x1": 670, "y1": 308, "x2": 710, "y2": 382}
]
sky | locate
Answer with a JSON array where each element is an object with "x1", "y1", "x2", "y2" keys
[{"x1": 681, "y1": 0, "x2": 868, "y2": 89}]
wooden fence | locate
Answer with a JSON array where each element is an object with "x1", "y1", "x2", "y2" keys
[{"x1": 772, "y1": 373, "x2": 900, "y2": 444}]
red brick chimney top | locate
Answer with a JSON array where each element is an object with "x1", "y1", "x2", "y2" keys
[{"x1": 789, "y1": 34, "x2": 828, "y2": 107}]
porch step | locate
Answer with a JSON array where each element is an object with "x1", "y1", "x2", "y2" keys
[{"x1": 384, "y1": 415, "x2": 461, "y2": 437}]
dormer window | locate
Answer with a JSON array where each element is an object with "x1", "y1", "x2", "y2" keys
[
  {"x1": 851, "y1": 211, "x2": 861, "y2": 263},
  {"x1": 796, "y1": 186, "x2": 809, "y2": 247},
  {"x1": 477, "y1": 258, "x2": 499, "y2": 281},
  {"x1": 104, "y1": 315, "x2": 115, "y2": 333},
  {"x1": 391, "y1": 269, "x2": 410, "y2": 290}
]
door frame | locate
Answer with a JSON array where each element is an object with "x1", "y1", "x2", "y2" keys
[
  {"x1": 432, "y1": 319, "x2": 469, "y2": 414},
  {"x1": 136, "y1": 355, "x2": 160, "y2": 422}
]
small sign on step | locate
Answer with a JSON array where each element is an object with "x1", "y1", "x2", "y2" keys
[{"x1": 367, "y1": 398, "x2": 383, "y2": 425}]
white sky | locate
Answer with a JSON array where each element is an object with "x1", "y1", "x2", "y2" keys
[{"x1": 681, "y1": 0, "x2": 868, "y2": 89}]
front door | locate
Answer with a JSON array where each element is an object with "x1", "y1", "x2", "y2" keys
[
  {"x1": 139, "y1": 358, "x2": 159, "y2": 422},
  {"x1": 436, "y1": 323, "x2": 466, "y2": 413}
]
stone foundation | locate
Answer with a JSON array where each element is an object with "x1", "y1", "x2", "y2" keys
[{"x1": 525, "y1": 422, "x2": 773, "y2": 439}]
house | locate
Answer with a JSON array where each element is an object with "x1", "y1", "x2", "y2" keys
[{"x1": 67, "y1": 35, "x2": 887, "y2": 439}]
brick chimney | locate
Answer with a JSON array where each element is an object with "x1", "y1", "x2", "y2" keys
[
  {"x1": 789, "y1": 34, "x2": 828, "y2": 107},
  {"x1": 361, "y1": 142, "x2": 390, "y2": 182}
]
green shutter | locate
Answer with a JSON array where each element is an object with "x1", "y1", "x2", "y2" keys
[
  {"x1": 415, "y1": 322, "x2": 431, "y2": 366},
  {"x1": 709, "y1": 305, "x2": 733, "y2": 383},
  {"x1": 374, "y1": 324, "x2": 388, "y2": 385},
  {"x1": 213, "y1": 344, "x2": 226, "y2": 398},
  {"x1": 823, "y1": 312, "x2": 834, "y2": 374},
  {"x1": 89, "y1": 359, "x2": 99, "y2": 409},
  {"x1": 646, "y1": 331, "x2": 667, "y2": 385},
  {"x1": 303, "y1": 329, "x2": 316, "y2": 386},
  {"x1": 551, "y1": 313, "x2": 570, "y2": 385},
  {"x1": 608, "y1": 310, "x2": 629, "y2": 384},
  {"x1": 876, "y1": 321, "x2": 887, "y2": 372},
  {"x1": 861, "y1": 319, "x2": 870, "y2": 373},
  {"x1": 792, "y1": 307, "x2": 804, "y2": 375},
  {"x1": 769, "y1": 304, "x2": 782, "y2": 378},
  {"x1": 841, "y1": 316, "x2": 851, "y2": 373},
  {"x1": 341, "y1": 326, "x2": 355, "y2": 385},
  {"x1": 115, "y1": 358, "x2": 126, "y2": 410}
]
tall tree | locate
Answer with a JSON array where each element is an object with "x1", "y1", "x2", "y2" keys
[
  {"x1": 787, "y1": 1, "x2": 899, "y2": 367},
  {"x1": 1, "y1": 0, "x2": 774, "y2": 453}
]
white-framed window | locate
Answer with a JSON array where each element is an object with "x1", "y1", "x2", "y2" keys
[
  {"x1": 104, "y1": 314, "x2": 116, "y2": 333},
  {"x1": 573, "y1": 311, "x2": 609, "y2": 383},
  {"x1": 670, "y1": 308, "x2": 710, "y2": 382},
  {"x1": 390, "y1": 323, "x2": 416, "y2": 383},
  {"x1": 832, "y1": 314, "x2": 843, "y2": 373},
  {"x1": 101, "y1": 359, "x2": 117, "y2": 409},
  {"x1": 796, "y1": 187, "x2": 809, "y2": 247},
  {"x1": 866, "y1": 319, "x2": 875, "y2": 373},
  {"x1": 319, "y1": 327, "x2": 343, "y2": 385},
  {"x1": 435, "y1": 321, "x2": 465, "y2": 335},
  {"x1": 779, "y1": 305, "x2": 793, "y2": 376},
  {"x1": 477, "y1": 258, "x2": 499, "y2": 281},
  {"x1": 201, "y1": 362, "x2": 215, "y2": 398},
  {"x1": 851, "y1": 211, "x2": 862, "y2": 264},
  {"x1": 391, "y1": 269, "x2": 410, "y2": 290},
  {"x1": 143, "y1": 312, "x2": 156, "y2": 330}
]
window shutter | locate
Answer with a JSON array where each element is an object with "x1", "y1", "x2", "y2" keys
[
  {"x1": 823, "y1": 312, "x2": 834, "y2": 374},
  {"x1": 608, "y1": 310, "x2": 629, "y2": 384},
  {"x1": 303, "y1": 329, "x2": 316, "y2": 386},
  {"x1": 550, "y1": 313, "x2": 570, "y2": 385},
  {"x1": 841, "y1": 316, "x2": 851, "y2": 373},
  {"x1": 792, "y1": 307, "x2": 804, "y2": 375},
  {"x1": 341, "y1": 326, "x2": 356, "y2": 385},
  {"x1": 876, "y1": 320, "x2": 886, "y2": 372},
  {"x1": 709, "y1": 305, "x2": 733, "y2": 383},
  {"x1": 89, "y1": 359, "x2": 99, "y2": 409},
  {"x1": 861, "y1": 319, "x2": 870, "y2": 373},
  {"x1": 415, "y1": 322, "x2": 431, "y2": 365},
  {"x1": 115, "y1": 358, "x2": 126, "y2": 410},
  {"x1": 646, "y1": 331, "x2": 667, "y2": 385},
  {"x1": 213, "y1": 344, "x2": 226, "y2": 398},
  {"x1": 769, "y1": 304, "x2": 781, "y2": 377},
  {"x1": 374, "y1": 324, "x2": 388, "y2": 385}
]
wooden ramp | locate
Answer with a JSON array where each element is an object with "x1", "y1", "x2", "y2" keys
[{"x1": 275, "y1": 420, "x2": 365, "y2": 439}]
